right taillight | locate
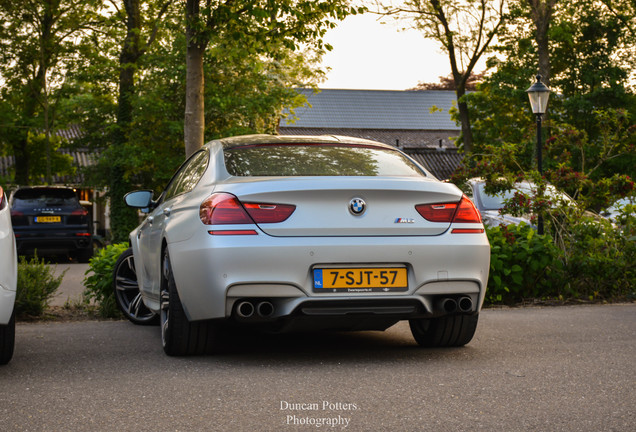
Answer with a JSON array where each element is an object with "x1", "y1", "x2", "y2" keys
[
  {"x1": 415, "y1": 202, "x2": 458, "y2": 222},
  {"x1": 416, "y1": 195, "x2": 482, "y2": 224},
  {"x1": 452, "y1": 195, "x2": 482, "y2": 223}
]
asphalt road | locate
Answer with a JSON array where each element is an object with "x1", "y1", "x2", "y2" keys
[{"x1": 1, "y1": 303, "x2": 634, "y2": 431}]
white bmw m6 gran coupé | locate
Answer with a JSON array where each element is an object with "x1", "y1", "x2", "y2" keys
[{"x1": 117, "y1": 135, "x2": 490, "y2": 356}]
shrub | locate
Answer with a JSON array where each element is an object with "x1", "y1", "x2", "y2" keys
[
  {"x1": 486, "y1": 223, "x2": 564, "y2": 304},
  {"x1": 16, "y1": 255, "x2": 66, "y2": 317},
  {"x1": 485, "y1": 204, "x2": 635, "y2": 304},
  {"x1": 558, "y1": 211, "x2": 635, "y2": 300},
  {"x1": 83, "y1": 243, "x2": 129, "y2": 318}
]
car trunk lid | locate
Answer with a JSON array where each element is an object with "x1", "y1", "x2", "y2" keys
[{"x1": 222, "y1": 177, "x2": 463, "y2": 237}]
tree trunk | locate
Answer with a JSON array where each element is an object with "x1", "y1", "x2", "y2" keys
[
  {"x1": 184, "y1": 0, "x2": 207, "y2": 158},
  {"x1": 449, "y1": 54, "x2": 474, "y2": 153},
  {"x1": 527, "y1": 0, "x2": 555, "y2": 164},
  {"x1": 110, "y1": 0, "x2": 144, "y2": 243},
  {"x1": 184, "y1": 44, "x2": 205, "y2": 158},
  {"x1": 528, "y1": 0, "x2": 555, "y2": 85},
  {"x1": 12, "y1": 133, "x2": 30, "y2": 186},
  {"x1": 13, "y1": 62, "x2": 46, "y2": 185},
  {"x1": 109, "y1": 61, "x2": 140, "y2": 243},
  {"x1": 456, "y1": 86, "x2": 474, "y2": 153},
  {"x1": 12, "y1": 2, "x2": 54, "y2": 185}
]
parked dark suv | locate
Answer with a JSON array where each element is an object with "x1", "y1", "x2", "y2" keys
[{"x1": 10, "y1": 186, "x2": 93, "y2": 262}]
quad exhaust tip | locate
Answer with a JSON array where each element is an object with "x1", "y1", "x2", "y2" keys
[
  {"x1": 458, "y1": 296, "x2": 473, "y2": 313},
  {"x1": 257, "y1": 301, "x2": 274, "y2": 318},
  {"x1": 438, "y1": 298, "x2": 457, "y2": 313},
  {"x1": 436, "y1": 297, "x2": 473, "y2": 314},
  {"x1": 235, "y1": 300, "x2": 276, "y2": 320},
  {"x1": 236, "y1": 301, "x2": 255, "y2": 318}
]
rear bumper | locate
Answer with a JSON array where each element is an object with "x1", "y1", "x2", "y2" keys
[
  {"x1": 14, "y1": 231, "x2": 92, "y2": 254},
  {"x1": 225, "y1": 287, "x2": 480, "y2": 332},
  {"x1": 164, "y1": 230, "x2": 490, "y2": 323}
]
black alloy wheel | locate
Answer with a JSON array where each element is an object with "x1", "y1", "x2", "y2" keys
[{"x1": 113, "y1": 248, "x2": 158, "y2": 325}]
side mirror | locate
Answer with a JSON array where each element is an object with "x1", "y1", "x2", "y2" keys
[{"x1": 124, "y1": 190, "x2": 155, "y2": 210}]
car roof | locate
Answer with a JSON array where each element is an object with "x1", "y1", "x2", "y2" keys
[
  {"x1": 13, "y1": 185, "x2": 76, "y2": 191},
  {"x1": 213, "y1": 134, "x2": 397, "y2": 151},
  {"x1": 11, "y1": 186, "x2": 78, "y2": 200}
]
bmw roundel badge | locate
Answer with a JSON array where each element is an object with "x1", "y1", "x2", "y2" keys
[{"x1": 349, "y1": 197, "x2": 366, "y2": 215}]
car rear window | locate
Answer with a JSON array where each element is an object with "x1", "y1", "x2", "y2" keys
[
  {"x1": 476, "y1": 184, "x2": 515, "y2": 210},
  {"x1": 12, "y1": 188, "x2": 80, "y2": 208},
  {"x1": 223, "y1": 144, "x2": 427, "y2": 177}
]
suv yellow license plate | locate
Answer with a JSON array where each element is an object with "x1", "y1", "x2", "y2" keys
[
  {"x1": 35, "y1": 216, "x2": 61, "y2": 223},
  {"x1": 313, "y1": 267, "x2": 408, "y2": 293}
]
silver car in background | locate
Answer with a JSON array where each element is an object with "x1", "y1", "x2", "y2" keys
[
  {"x1": 468, "y1": 178, "x2": 575, "y2": 227},
  {"x1": 0, "y1": 185, "x2": 17, "y2": 365},
  {"x1": 123, "y1": 135, "x2": 490, "y2": 356}
]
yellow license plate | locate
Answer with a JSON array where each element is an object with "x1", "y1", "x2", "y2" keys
[
  {"x1": 313, "y1": 267, "x2": 408, "y2": 293},
  {"x1": 35, "y1": 216, "x2": 61, "y2": 223}
]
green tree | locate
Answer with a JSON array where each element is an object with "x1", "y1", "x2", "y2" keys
[
  {"x1": 0, "y1": 0, "x2": 100, "y2": 185},
  {"x1": 183, "y1": 0, "x2": 364, "y2": 157},
  {"x1": 464, "y1": 0, "x2": 636, "y2": 172},
  {"x1": 109, "y1": 0, "x2": 174, "y2": 242},
  {"x1": 449, "y1": 0, "x2": 636, "y2": 302},
  {"x1": 378, "y1": 0, "x2": 506, "y2": 153},
  {"x1": 2, "y1": 1, "x2": 363, "y2": 240},
  {"x1": 25, "y1": 133, "x2": 75, "y2": 184},
  {"x1": 59, "y1": 1, "x2": 342, "y2": 241}
]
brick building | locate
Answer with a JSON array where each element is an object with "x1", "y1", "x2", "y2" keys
[{"x1": 278, "y1": 88, "x2": 463, "y2": 180}]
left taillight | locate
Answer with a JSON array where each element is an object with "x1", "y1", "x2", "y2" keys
[
  {"x1": 415, "y1": 195, "x2": 482, "y2": 225},
  {"x1": 200, "y1": 193, "x2": 252, "y2": 225},
  {"x1": 0, "y1": 186, "x2": 5, "y2": 210},
  {"x1": 199, "y1": 193, "x2": 295, "y2": 225}
]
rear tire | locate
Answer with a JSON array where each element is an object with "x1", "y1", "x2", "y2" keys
[
  {"x1": 113, "y1": 248, "x2": 158, "y2": 325},
  {"x1": 160, "y1": 250, "x2": 218, "y2": 356},
  {"x1": 409, "y1": 313, "x2": 479, "y2": 347},
  {"x1": 0, "y1": 310, "x2": 15, "y2": 365}
]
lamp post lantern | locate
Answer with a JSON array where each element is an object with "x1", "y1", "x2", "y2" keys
[{"x1": 526, "y1": 74, "x2": 551, "y2": 235}]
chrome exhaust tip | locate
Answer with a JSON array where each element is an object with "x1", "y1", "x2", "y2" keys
[
  {"x1": 438, "y1": 298, "x2": 458, "y2": 313},
  {"x1": 458, "y1": 296, "x2": 473, "y2": 313},
  {"x1": 256, "y1": 301, "x2": 275, "y2": 318},
  {"x1": 236, "y1": 301, "x2": 255, "y2": 318}
]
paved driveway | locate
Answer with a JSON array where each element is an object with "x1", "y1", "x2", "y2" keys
[
  {"x1": 1, "y1": 304, "x2": 634, "y2": 431},
  {"x1": 50, "y1": 262, "x2": 89, "y2": 307}
]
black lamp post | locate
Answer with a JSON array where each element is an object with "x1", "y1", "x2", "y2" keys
[{"x1": 526, "y1": 74, "x2": 551, "y2": 235}]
